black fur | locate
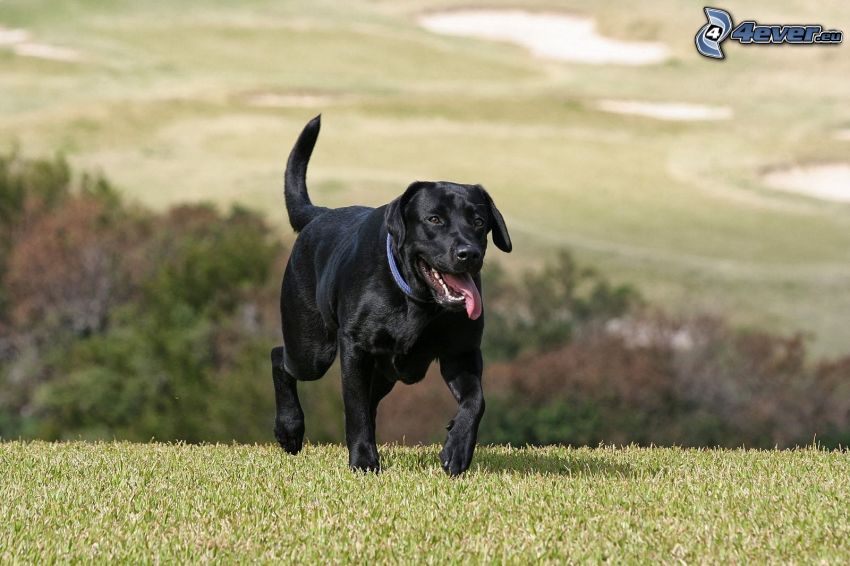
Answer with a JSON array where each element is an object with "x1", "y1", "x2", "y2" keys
[{"x1": 272, "y1": 115, "x2": 511, "y2": 475}]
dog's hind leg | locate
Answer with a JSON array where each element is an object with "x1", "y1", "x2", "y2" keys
[{"x1": 271, "y1": 346, "x2": 305, "y2": 455}]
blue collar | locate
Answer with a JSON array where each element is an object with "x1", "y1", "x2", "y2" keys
[{"x1": 386, "y1": 234, "x2": 413, "y2": 297}]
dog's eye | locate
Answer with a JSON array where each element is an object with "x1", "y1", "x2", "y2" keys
[
  {"x1": 426, "y1": 216, "x2": 443, "y2": 225},
  {"x1": 473, "y1": 218, "x2": 485, "y2": 228}
]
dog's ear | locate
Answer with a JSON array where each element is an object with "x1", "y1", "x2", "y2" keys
[
  {"x1": 385, "y1": 181, "x2": 428, "y2": 245},
  {"x1": 478, "y1": 185, "x2": 512, "y2": 253}
]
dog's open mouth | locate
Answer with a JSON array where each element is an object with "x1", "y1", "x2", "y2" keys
[{"x1": 417, "y1": 258, "x2": 482, "y2": 320}]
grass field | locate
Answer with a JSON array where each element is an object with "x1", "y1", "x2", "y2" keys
[
  {"x1": 2, "y1": 0, "x2": 850, "y2": 354},
  {"x1": 1, "y1": 442, "x2": 848, "y2": 562}
]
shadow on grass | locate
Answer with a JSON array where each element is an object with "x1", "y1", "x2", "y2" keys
[
  {"x1": 381, "y1": 446, "x2": 642, "y2": 477},
  {"x1": 471, "y1": 449, "x2": 639, "y2": 477}
]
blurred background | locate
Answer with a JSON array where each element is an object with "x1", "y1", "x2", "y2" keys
[{"x1": 1, "y1": 1, "x2": 848, "y2": 448}]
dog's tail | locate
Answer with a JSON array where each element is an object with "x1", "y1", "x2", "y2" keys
[{"x1": 284, "y1": 115, "x2": 329, "y2": 232}]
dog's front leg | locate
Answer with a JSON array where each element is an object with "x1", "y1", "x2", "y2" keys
[
  {"x1": 339, "y1": 338, "x2": 380, "y2": 472},
  {"x1": 439, "y1": 350, "x2": 484, "y2": 476}
]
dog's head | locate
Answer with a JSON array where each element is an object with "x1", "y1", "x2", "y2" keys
[{"x1": 385, "y1": 181, "x2": 511, "y2": 319}]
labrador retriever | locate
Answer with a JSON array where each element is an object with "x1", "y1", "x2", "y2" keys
[{"x1": 272, "y1": 116, "x2": 511, "y2": 475}]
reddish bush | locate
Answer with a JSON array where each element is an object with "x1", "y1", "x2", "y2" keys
[
  {"x1": 811, "y1": 358, "x2": 850, "y2": 444},
  {"x1": 377, "y1": 367, "x2": 456, "y2": 443},
  {"x1": 380, "y1": 313, "x2": 850, "y2": 448},
  {"x1": 5, "y1": 195, "x2": 148, "y2": 338}
]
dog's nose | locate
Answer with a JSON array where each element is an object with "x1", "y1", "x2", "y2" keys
[{"x1": 455, "y1": 245, "x2": 481, "y2": 263}]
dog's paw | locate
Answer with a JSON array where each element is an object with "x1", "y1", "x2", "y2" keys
[
  {"x1": 348, "y1": 444, "x2": 381, "y2": 473},
  {"x1": 274, "y1": 419, "x2": 305, "y2": 455},
  {"x1": 440, "y1": 433, "x2": 475, "y2": 476}
]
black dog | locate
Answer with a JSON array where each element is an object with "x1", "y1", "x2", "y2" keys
[{"x1": 272, "y1": 116, "x2": 511, "y2": 475}]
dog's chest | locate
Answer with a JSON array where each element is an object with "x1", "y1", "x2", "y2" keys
[
  {"x1": 371, "y1": 321, "x2": 435, "y2": 357},
  {"x1": 376, "y1": 348, "x2": 435, "y2": 384},
  {"x1": 368, "y1": 315, "x2": 442, "y2": 384},
  {"x1": 345, "y1": 300, "x2": 433, "y2": 349},
  {"x1": 344, "y1": 301, "x2": 458, "y2": 383}
]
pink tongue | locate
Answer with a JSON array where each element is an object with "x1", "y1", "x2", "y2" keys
[{"x1": 441, "y1": 273, "x2": 482, "y2": 320}]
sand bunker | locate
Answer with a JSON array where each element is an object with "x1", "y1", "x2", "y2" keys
[
  {"x1": 763, "y1": 164, "x2": 850, "y2": 203},
  {"x1": 242, "y1": 92, "x2": 333, "y2": 108},
  {"x1": 0, "y1": 24, "x2": 80, "y2": 61},
  {"x1": 13, "y1": 42, "x2": 80, "y2": 61},
  {"x1": 419, "y1": 10, "x2": 669, "y2": 65},
  {"x1": 0, "y1": 26, "x2": 29, "y2": 45},
  {"x1": 606, "y1": 318, "x2": 694, "y2": 351},
  {"x1": 595, "y1": 99, "x2": 732, "y2": 121}
]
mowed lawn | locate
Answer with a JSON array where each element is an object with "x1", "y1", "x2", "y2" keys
[
  {"x1": 1, "y1": 442, "x2": 848, "y2": 563},
  {"x1": 2, "y1": 0, "x2": 850, "y2": 354}
]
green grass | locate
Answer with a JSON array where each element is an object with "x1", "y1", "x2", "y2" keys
[
  {"x1": 1, "y1": 442, "x2": 848, "y2": 563},
  {"x1": 1, "y1": 0, "x2": 850, "y2": 354}
]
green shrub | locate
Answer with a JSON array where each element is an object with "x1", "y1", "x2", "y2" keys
[
  {"x1": 0, "y1": 152, "x2": 283, "y2": 442},
  {"x1": 482, "y1": 251, "x2": 639, "y2": 360}
]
